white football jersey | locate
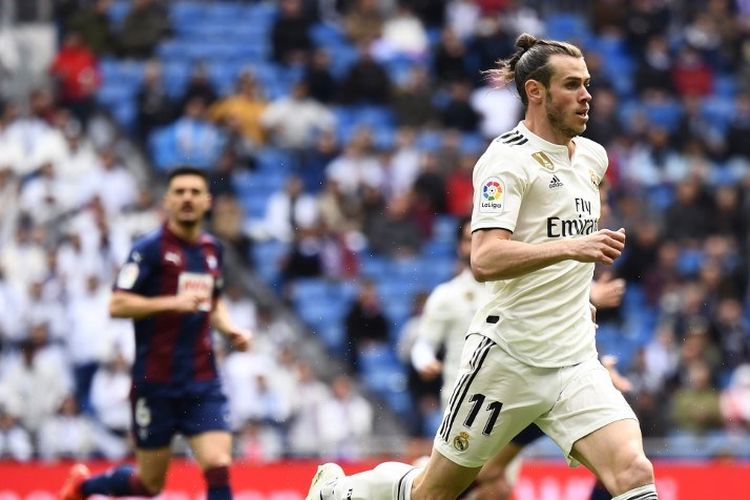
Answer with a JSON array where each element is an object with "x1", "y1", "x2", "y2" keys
[
  {"x1": 470, "y1": 121, "x2": 608, "y2": 368},
  {"x1": 417, "y1": 268, "x2": 491, "y2": 405}
]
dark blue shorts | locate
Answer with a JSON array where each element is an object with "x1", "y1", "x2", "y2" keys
[
  {"x1": 511, "y1": 423, "x2": 545, "y2": 446},
  {"x1": 130, "y1": 389, "x2": 230, "y2": 449}
]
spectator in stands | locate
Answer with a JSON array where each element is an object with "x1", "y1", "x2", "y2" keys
[
  {"x1": 118, "y1": 0, "x2": 170, "y2": 59},
  {"x1": 316, "y1": 374, "x2": 373, "y2": 459},
  {"x1": 470, "y1": 76, "x2": 522, "y2": 139},
  {"x1": 377, "y1": 4, "x2": 428, "y2": 60},
  {"x1": 672, "y1": 45, "x2": 714, "y2": 97},
  {"x1": 48, "y1": 31, "x2": 100, "y2": 129},
  {"x1": 304, "y1": 49, "x2": 338, "y2": 104},
  {"x1": 89, "y1": 347, "x2": 132, "y2": 460},
  {"x1": 643, "y1": 321, "x2": 681, "y2": 394},
  {"x1": 0, "y1": 405, "x2": 33, "y2": 461},
  {"x1": 663, "y1": 176, "x2": 712, "y2": 243},
  {"x1": 83, "y1": 146, "x2": 138, "y2": 216},
  {"x1": 301, "y1": 129, "x2": 340, "y2": 193},
  {"x1": 445, "y1": 152, "x2": 476, "y2": 217},
  {"x1": 468, "y1": 17, "x2": 514, "y2": 82},
  {"x1": 0, "y1": 221, "x2": 48, "y2": 292},
  {"x1": 19, "y1": 283, "x2": 66, "y2": 342},
  {"x1": 712, "y1": 298, "x2": 750, "y2": 371},
  {"x1": 344, "y1": 279, "x2": 390, "y2": 371},
  {"x1": 209, "y1": 194, "x2": 254, "y2": 267},
  {"x1": 261, "y1": 81, "x2": 336, "y2": 151},
  {"x1": 727, "y1": 92, "x2": 750, "y2": 160},
  {"x1": 433, "y1": 28, "x2": 471, "y2": 84},
  {"x1": 64, "y1": 0, "x2": 117, "y2": 56},
  {"x1": 271, "y1": 0, "x2": 313, "y2": 65},
  {"x1": 288, "y1": 361, "x2": 329, "y2": 457},
  {"x1": 210, "y1": 71, "x2": 267, "y2": 146},
  {"x1": 136, "y1": 60, "x2": 176, "y2": 143},
  {"x1": 0, "y1": 330, "x2": 72, "y2": 434},
  {"x1": 258, "y1": 175, "x2": 319, "y2": 243},
  {"x1": 343, "y1": 0, "x2": 384, "y2": 44},
  {"x1": 222, "y1": 282, "x2": 258, "y2": 335},
  {"x1": 38, "y1": 394, "x2": 96, "y2": 461},
  {"x1": 634, "y1": 35, "x2": 675, "y2": 97},
  {"x1": 440, "y1": 79, "x2": 480, "y2": 132},
  {"x1": 19, "y1": 161, "x2": 76, "y2": 226},
  {"x1": 237, "y1": 420, "x2": 284, "y2": 462},
  {"x1": 720, "y1": 363, "x2": 750, "y2": 434},
  {"x1": 391, "y1": 66, "x2": 439, "y2": 128},
  {"x1": 411, "y1": 152, "x2": 447, "y2": 222},
  {"x1": 445, "y1": 0, "x2": 480, "y2": 41},
  {"x1": 161, "y1": 96, "x2": 224, "y2": 170},
  {"x1": 624, "y1": 0, "x2": 671, "y2": 56},
  {"x1": 340, "y1": 42, "x2": 392, "y2": 104},
  {"x1": 670, "y1": 359, "x2": 723, "y2": 436},
  {"x1": 581, "y1": 86, "x2": 622, "y2": 149},
  {"x1": 181, "y1": 62, "x2": 218, "y2": 110},
  {"x1": 366, "y1": 193, "x2": 423, "y2": 257},
  {"x1": 381, "y1": 127, "x2": 420, "y2": 199},
  {"x1": 325, "y1": 128, "x2": 384, "y2": 196},
  {"x1": 66, "y1": 274, "x2": 114, "y2": 414}
]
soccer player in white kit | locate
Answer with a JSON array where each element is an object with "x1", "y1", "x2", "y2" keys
[{"x1": 306, "y1": 33, "x2": 658, "y2": 500}]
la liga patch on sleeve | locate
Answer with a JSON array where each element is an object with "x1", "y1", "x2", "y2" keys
[
  {"x1": 479, "y1": 177, "x2": 506, "y2": 213},
  {"x1": 116, "y1": 262, "x2": 139, "y2": 289}
]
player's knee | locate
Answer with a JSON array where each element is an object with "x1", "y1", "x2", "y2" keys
[{"x1": 613, "y1": 454, "x2": 654, "y2": 493}]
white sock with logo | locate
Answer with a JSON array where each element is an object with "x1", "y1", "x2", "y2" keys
[
  {"x1": 327, "y1": 462, "x2": 419, "y2": 500},
  {"x1": 611, "y1": 483, "x2": 658, "y2": 500}
]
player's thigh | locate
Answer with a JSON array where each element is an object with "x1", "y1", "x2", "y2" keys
[
  {"x1": 188, "y1": 430, "x2": 233, "y2": 470},
  {"x1": 536, "y1": 357, "x2": 639, "y2": 470},
  {"x1": 135, "y1": 446, "x2": 172, "y2": 493},
  {"x1": 412, "y1": 448, "x2": 482, "y2": 500},
  {"x1": 433, "y1": 334, "x2": 551, "y2": 470},
  {"x1": 571, "y1": 419, "x2": 653, "y2": 495},
  {"x1": 180, "y1": 390, "x2": 233, "y2": 469}
]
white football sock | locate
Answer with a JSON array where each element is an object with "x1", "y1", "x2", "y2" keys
[
  {"x1": 611, "y1": 483, "x2": 658, "y2": 500},
  {"x1": 329, "y1": 462, "x2": 419, "y2": 500}
]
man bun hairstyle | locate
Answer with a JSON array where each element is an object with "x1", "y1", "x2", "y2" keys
[{"x1": 485, "y1": 33, "x2": 583, "y2": 109}]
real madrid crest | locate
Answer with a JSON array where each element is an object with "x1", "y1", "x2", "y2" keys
[{"x1": 453, "y1": 431, "x2": 470, "y2": 451}]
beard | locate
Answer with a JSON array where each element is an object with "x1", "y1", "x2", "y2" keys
[{"x1": 545, "y1": 93, "x2": 585, "y2": 139}]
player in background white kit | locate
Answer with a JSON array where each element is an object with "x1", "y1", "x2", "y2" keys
[
  {"x1": 410, "y1": 216, "x2": 629, "y2": 499},
  {"x1": 306, "y1": 33, "x2": 658, "y2": 500}
]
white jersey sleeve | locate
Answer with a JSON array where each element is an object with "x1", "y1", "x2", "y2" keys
[{"x1": 471, "y1": 136, "x2": 531, "y2": 234}]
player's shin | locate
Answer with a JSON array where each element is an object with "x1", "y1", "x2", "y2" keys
[
  {"x1": 204, "y1": 466, "x2": 232, "y2": 500},
  {"x1": 81, "y1": 465, "x2": 154, "y2": 497}
]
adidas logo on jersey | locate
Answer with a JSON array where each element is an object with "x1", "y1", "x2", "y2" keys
[{"x1": 548, "y1": 175, "x2": 564, "y2": 189}]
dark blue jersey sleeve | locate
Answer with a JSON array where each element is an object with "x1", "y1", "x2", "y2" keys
[{"x1": 114, "y1": 237, "x2": 158, "y2": 295}]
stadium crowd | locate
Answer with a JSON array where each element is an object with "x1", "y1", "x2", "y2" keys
[{"x1": 0, "y1": 0, "x2": 749, "y2": 463}]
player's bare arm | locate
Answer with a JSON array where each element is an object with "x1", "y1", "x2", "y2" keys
[
  {"x1": 471, "y1": 227, "x2": 625, "y2": 281},
  {"x1": 109, "y1": 290, "x2": 204, "y2": 319},
  {"x1": 210, "y1": 297, "x2": 252, "y2": 351}
]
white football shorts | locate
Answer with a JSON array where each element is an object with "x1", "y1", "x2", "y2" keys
[{"x1": 433, "y1": 331, "x2": 637, "y2": 468}]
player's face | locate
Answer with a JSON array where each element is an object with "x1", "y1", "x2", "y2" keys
[
  {"x1": 544, "y1": 55, "x2": 591, "y2": 139},
  {"x1": 163, "y1": 174, "x2": 211, "y2": 226}
]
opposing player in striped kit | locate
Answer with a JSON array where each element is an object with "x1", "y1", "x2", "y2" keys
[
  {"x1": 60, "y1": 167, "x2": 251, "y2": 500},
  {"x1": 306, "y1": 33, "x2": 658, "y2": 500}
]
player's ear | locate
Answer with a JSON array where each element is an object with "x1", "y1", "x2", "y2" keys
[{"x1": 525, "y1": 79, "x2": 544, "y2": 104}]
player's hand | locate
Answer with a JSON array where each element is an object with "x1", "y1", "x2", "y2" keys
[
  {"x1": 601, "y1": 354, "x2": 633, "y2": 393},
  {"x1": 418, "y1": 360, "x2": 443, "y2": 380},
  {"x1": 571, "y1": 228, "x2": 626, "y2": 265},
  {"x1": 225, "y1": 328, "x2": 252, "y2": 352},
  {"x1": 172, "y1": 293, "x2": 205, "y2": 313},
  {"x1": 591, "y1": 271, "x2": 626, "y2": 309}
]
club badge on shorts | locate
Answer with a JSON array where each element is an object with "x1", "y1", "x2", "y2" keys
[{"x1": 453, "y1": 431, "x2": 470, "y2": 451}]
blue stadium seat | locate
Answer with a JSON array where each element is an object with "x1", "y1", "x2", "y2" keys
[
  {"x1": 431, "y1": 215, "x2": 459, "y2": 243},
  {"x1": 107, "y1": 0, "x2": 130, "y2": 25},
  {"x1": 310, "y1": 23, "x2": 348, "y2": 48}
]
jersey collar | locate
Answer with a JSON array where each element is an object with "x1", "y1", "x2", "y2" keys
[{"x1": 515, "y1": 121, "x2": 574, "y2": 160}]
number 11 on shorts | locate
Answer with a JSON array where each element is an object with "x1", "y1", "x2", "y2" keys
[{"x1": 464, "y1": 393, "x2": 503, "y2": 435}]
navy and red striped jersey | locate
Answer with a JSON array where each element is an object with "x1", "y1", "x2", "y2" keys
[{"x1": 114, "y1": 224, "x2": 224, "y2": 395}]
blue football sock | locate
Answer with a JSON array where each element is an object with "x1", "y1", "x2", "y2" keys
[
  {"x1": 81, "y1": 465, "x2": 153, "y2": 497},
  {"x1": 205, "y1": 466, "x2": 232, "y2": 500}
]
